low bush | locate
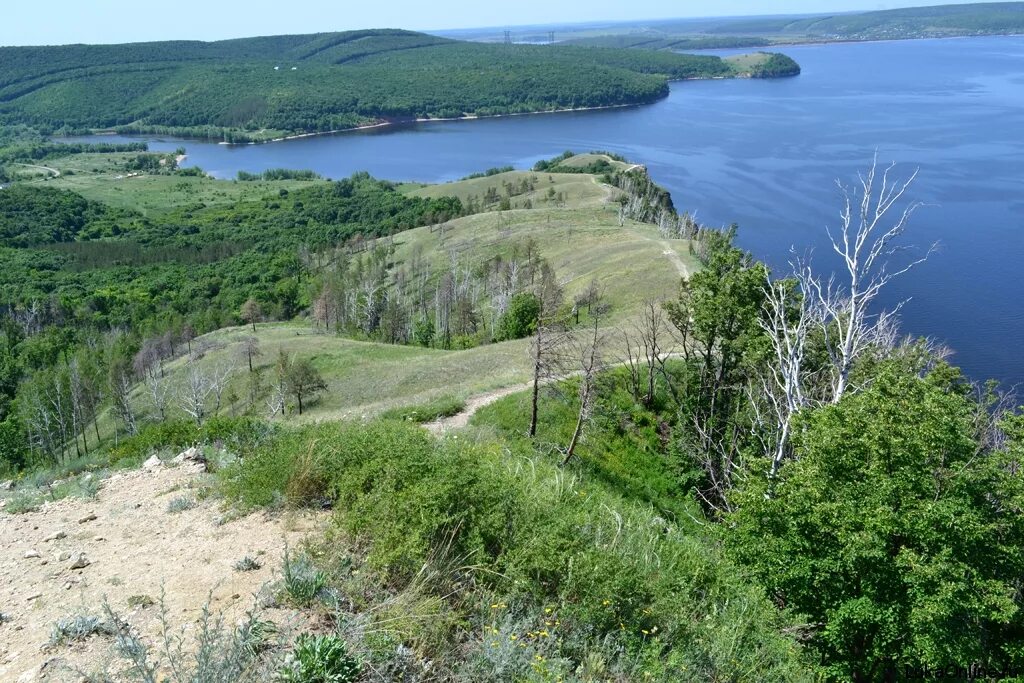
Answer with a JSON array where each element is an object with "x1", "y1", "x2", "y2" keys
[
  {"x1": 279, "y1": 634, "x2": 361, "y2": 683},
  {"x1": 108, "y1": 417, "x2": 273, "y2": 465},
  {"x1": 282, "y1": 548, "x2": 329, "y2": 608},
  {"x1": 50, "y1": 613, "x2": 117, "y2": 645},
  {"x1": 233, "y1": 555, "x2": 262, "y2": 572},
  {"x1": 167, "y1": 495, "x2": 196, "y2": 514},
  {"x1": 106, "y1": 594, "x2": 280, "y2": 682},
  {"x1": 378, "y1": 396, "x2": 466, "y2": 424},
  {"x1": 221, "y1": 419, "x2": 815, "y2": 679}
]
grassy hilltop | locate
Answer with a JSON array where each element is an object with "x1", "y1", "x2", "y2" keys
[
  {"x1": 4, "y1": 147, "x2": 694, "y2": 424},
  {"x1": 0, "y1": 30, "x2": 798, "y2": 142}
]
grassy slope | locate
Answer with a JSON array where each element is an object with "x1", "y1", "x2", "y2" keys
[
  {"x1": 101, "y1": 157, "x2": 695, "y2": 426},
  {"x1": 19, "y1": 151, "x2": 320, "y2": 213}
]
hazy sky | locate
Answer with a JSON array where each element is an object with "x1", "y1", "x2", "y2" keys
[{"x1": 0, "y1": 0, "x2": 1000, "y2": 46}]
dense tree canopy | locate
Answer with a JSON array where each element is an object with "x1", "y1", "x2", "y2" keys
[
  {"x1": 0, "y1": 30, "x2": 777, "y2": 141},
  {"x1": 726, "y1": 367, "x2": 1024, "y2": 680}
]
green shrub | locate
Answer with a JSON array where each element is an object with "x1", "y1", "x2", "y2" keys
[
  {"x1": 280, "y1": 634, "x2": 361, "y2": 683},
  {"x1": 379, "y1": 396, "x2": 465, "y2": 424},
  {"x1": 496, "y1": 292, "x2": 540, "y2": 341},
  {"x1": 3, "y1": 490, "x2": 41, "y2": 514},
  {"x1": 223, "y1": 420, "x2": 814, "y2": 678},
  {"x1": 282, "y1": 548, "x2": 328, "y2": 607},
  {"x1": 108, "y1": 417, "x2": 272, "y2": 465}
]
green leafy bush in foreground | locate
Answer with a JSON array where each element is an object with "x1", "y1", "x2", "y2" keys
[
  {"x1": 280, "y1": 634, "x2": 361, "y2": 683},
  {"x1": 220, "y1": 420, "x2": 815, "y2": 680}
]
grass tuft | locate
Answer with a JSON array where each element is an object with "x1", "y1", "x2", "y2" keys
[
  {"x1": 50, "y1": 613, "x2": 117, "y2": 646},
  {"x1": 166, "y1": 495, "x2": 196, "y2": 514},
  {"x1": 233, "y1": 555, "x2": 263, "y2": 572}
]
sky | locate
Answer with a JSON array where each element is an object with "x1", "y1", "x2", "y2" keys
[{"x1": 0, "y1": 0, "x2": 1002, "y2": 46}]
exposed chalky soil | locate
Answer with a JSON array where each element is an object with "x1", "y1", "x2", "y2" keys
[{"x1": 0, "y1": 460, "x2": 324, "y2": 682}]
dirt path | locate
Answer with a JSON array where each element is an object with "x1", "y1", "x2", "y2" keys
[
  {"x1": 424, "y1": 383, "x2": 531, "y2": 435},
  {"x1": 424, "y1": 349, "x2": 687, "y2": 436},
  {"x1": 0, "y1": 459, "x2": 322, "y2": 682},
  {"x1": 659, "y1": 240, "x2": 690, "y2": 278},
  {"x1": 13, "y1": 163, "x2": 61, "y2": 178}
]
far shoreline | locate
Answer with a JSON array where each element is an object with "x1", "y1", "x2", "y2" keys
[{"x1": 57, "y1": 74, "x2": 766, "y2": 149}]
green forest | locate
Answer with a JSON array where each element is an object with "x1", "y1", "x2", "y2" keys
[
  {"x1": 562, "y1": 2, "x2": 1024, "y2": 50},
  {"x1": 0, "y1": 30, "x2": 799, "y2": 142}
]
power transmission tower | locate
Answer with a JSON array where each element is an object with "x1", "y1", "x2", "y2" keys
[
  {"x1": 504, "y1": 30, "x2": 512, "y2": 45},
  {"x1": 549, "y1": 31, "x2": 555, "y2": 44}
]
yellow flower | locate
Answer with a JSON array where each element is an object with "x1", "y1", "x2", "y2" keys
[
  {"x1": 509, "y1": 635, "x2": 517, "y2": 641},
  {"x1": 545, "y1": 607, "x2": 553, "y2": 614}
]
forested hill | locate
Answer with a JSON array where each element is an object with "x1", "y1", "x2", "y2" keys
[
  {"x1": 707, "y1": 2, "x2": 1024, "y2": 39},
  {"x1": 0, "y1": 29, "x2": 796, "y2": 143},
  {"x1": 561, "y1": 2, "x2": 1024, "y2": 49}
]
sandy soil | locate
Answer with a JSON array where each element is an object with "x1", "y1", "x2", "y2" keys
[{"x1": 0, "y1": 459, "x2": 324, "y2": 682}]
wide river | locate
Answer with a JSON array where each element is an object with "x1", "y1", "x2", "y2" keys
[{"x1": 74, "y1": 37, "x2": 1024, "y2": 386}]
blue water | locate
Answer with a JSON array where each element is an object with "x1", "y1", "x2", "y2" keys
[{"x1": 66, "y1": 37, "x2": 1024, "y2": 387}]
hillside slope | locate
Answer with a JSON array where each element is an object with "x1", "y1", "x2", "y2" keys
[
  {"x1": 562, "y1": 2, "x2": 1024, "y2": 49},
  {"x1": 0, "y1": 30, "x2": 797, "y2": 142}
]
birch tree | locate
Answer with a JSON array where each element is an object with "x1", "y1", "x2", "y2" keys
[
  {"x1": 178, "y1": 365, "x2": 212, "y2": 426},
  {"x1": 755, "y1": 273, "x2": 813, "y2": 478},
  {"x1": 806, "y1": 155, "x2": 933, "y2": 402},
  {"x1": 562, "y1": 296, "x2": 607, "y2": 466}
]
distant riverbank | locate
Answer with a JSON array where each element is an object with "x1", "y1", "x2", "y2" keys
[{"x1": 69, "y1": 60, "x2": 797, "y2": 148}]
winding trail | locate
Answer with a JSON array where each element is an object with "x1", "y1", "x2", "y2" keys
[
  {"x1": 659, "y1": 239, "x2": 690, "y2": 278},
  {"x1": 424, "y1": 352, "x2": 686, "y2": 435},
  {"x1": 424, "y1": 383, "x2": 532, "y2": 435}
]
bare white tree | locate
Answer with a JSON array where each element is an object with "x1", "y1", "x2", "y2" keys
[
  {"x1": 145, "y1": 371, "x2": 172, "y2": 423},
  {"x1": 562, "y1": 300, "x2": 608, "y2": 467},
  {"x1": 110, "y1": 369, "x2": 138, "y2": 437},
  {"x1": 756, "y1": 272, "x2": 814, "y2": 478},
  {"x1": 806, "y1": 155, "x2": 934, "y2": 402},
  {"x1": 177, "y1": 365, "x2": 212, "y2": 426},
  {"x1": 266, "y1": 384, "x2": 286, "y2": 419},
  {"x1": 208, "y1": 361, "x2": 236, "y2": 416}
]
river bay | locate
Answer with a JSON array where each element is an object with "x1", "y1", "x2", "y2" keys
[{"x1": 72, "y1": 36, "x2": 1024, "y2": 386}]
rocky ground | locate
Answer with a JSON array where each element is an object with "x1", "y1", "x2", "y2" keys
[{"x1": 0, "y1": 455, "x2": 324, "y2": 682}]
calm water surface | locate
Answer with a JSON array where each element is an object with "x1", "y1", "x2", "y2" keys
[{"x1": 72, "y1": 37, "x2": 1024, "y2": 386}]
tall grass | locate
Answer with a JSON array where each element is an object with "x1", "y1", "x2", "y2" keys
[{"x1": 219, "y1": 420, "x2": 817, "y2": 680}]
